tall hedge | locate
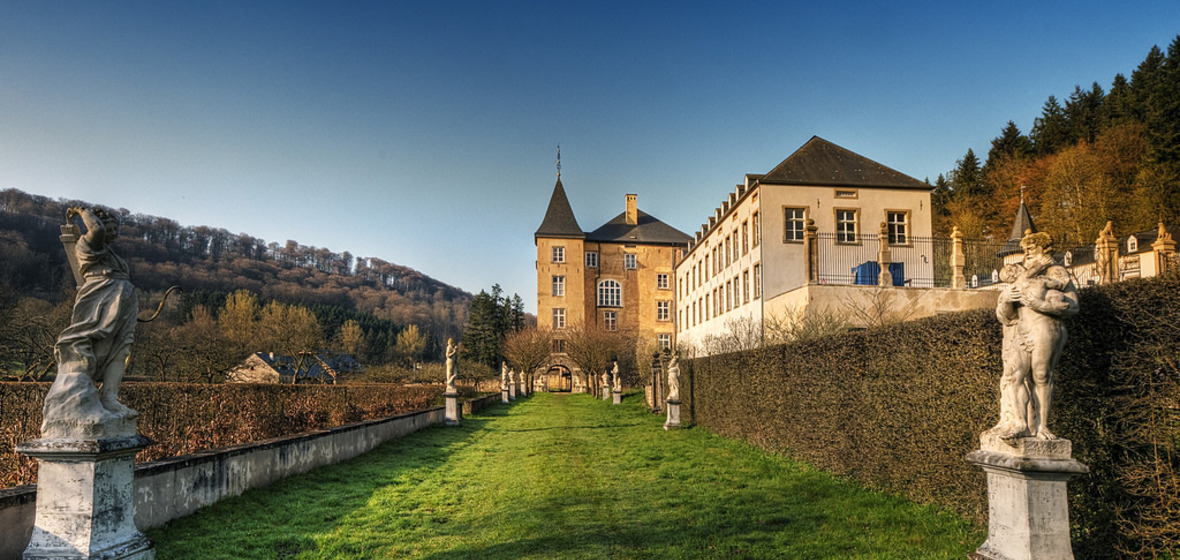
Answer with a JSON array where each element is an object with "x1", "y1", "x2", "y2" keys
[
  {"x1": 684, "y1": 273, "x2": 1180, "y2": 559},
  {"x1": 0, "y1": 382, "x2": 442, "y2": 489}
]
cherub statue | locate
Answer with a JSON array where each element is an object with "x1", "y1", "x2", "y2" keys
[{"x1": 42, "y1": 207, "x2": 139, "y2": 437}]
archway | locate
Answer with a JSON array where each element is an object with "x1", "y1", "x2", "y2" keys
[{"x1": 545, "y1": 365, "x2": 572, "y2": 392}]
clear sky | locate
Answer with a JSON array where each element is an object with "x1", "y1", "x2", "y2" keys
[{"x1": 2, "y1": 1, "x2": 1178, "y2": 314}]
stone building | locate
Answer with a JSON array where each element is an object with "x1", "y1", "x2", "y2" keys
[
  {"x1": 535, "y1": 176, "x2": 691, "y2": 391},
  {"x1": 676, "y1": 137, "x2": 998, "y2": 356}
]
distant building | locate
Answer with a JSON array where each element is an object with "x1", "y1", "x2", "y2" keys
[
  {"x1": 535, "y1": 176, "x2": 691, "y2": 391},
  {"x1": 227, "y1": 352, "x2": 358, "y2": 384}
]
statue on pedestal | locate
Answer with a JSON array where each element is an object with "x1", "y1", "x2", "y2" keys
[
  {"x1": 666, "y1": 354, "x2": 681, "y2": 402},
  {"x1": 986, "y1": 231, "x2": 1079, "y2": 444},
  {"x1": 612, "y1": 361, "x2": 621, "y2": 392},
  {"x1": 42, "y1": 208, "x2": 140, "y2": 439},
  {"x1": 445, "y1": 338, "x2": 459, "y2": 394},
  {"x1": 500, "y1": 361, "x2": 508, "y2": 391}
]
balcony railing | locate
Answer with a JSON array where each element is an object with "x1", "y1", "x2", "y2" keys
[{"x1": 813, "y1": 233, "x2": 1007, "y2": 289}]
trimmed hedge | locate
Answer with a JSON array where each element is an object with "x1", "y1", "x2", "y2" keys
[
  {"x1": 0, "y1": 382, "x2": 442, "y2": 488},
  {"x1": 684, "y1": 273, "x2": 1180, "y2": 559}
]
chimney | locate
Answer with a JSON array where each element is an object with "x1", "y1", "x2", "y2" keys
[{"x1": 625, "y1": 194, "x2": 638, "y2": 225}]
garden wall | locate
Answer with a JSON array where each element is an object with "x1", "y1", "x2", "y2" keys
[
  {"x1": 1, "y1": 382, "x2": 443, "y2": 488},
  {"x1": 683, "y1": 273, "x2": 1180, "y2": 559}
]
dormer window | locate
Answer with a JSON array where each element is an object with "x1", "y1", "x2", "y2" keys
[{"x1": 1127, "y1": 236, "x2": 1138, "y2": 253}]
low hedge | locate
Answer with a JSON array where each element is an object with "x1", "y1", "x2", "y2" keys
[
  {"x1": 0, "y1": 382, "x2": 442, "y2": 488},
  {"x1": 684, "y1": 273, "x2": 1180, "y2": 559}
]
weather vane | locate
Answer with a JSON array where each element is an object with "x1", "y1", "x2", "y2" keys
[{"x1": 556, "y1": 144, "x2": 561, "y2": 178}]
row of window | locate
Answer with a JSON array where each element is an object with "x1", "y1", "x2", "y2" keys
[
  {"x1": 550, "y1": 300, "x2": 671, "y2": 330},
  {"x1": 784, "y1": 208, "x2": 910, "y2": 244},
  {"x1": 550, "y1": 247, "x2": 639, "y2": 270},
  {"x1": 680, "y1": 263, "x2": 761, "y2": 331},
  {"x1": 551, "y1": 274, "x2": 670, "y2": 298},
  {"x1": 552, "y1": 333, "x2": 671, "y2": 353},
  {"x1": 682, "y1": 212, "x2": 760, "y2": 296}
]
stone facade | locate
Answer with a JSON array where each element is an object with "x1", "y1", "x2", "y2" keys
[{"x1": 535, "y1": 178, "x2": 690, "y2": 390}]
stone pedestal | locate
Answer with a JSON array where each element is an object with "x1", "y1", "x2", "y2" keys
[
  {"x1": 612, "y1": 390, "x2": 622, "y2": 405},
  {"x1": 444, "y1": 392, "x2": 461, "y2": 426},
  {"x1": 501, "y1": 389, "x2": 510, "y2": 404},
  {"x1": 664, "y1": 400, "x2": 681, "y2": 430},
  {"x1": 966, "y1": 434, "x2": 1088, "y2": 560},
  {"x1": 508, "y1": 384, "x2": 516, "y2": 400},
  {"x1": 17, "y1": 433, "x2": 155, "y2": 560},
  {"x1": 601, "y1": 388, "x2": 611, "y2": 401}
]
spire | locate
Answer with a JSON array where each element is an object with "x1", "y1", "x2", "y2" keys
[
  {"x1": 999, "y1": 200, "x2": 1037, "y2": 256},
  {"x1": 535, "y1": 175, "x2": 584, "y2": 240},
  {"x1": 556, "y1": 144, "x2": 561, "y2": 178}
]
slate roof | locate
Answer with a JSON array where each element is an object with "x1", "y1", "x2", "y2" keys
[
  {"x1": 759, "y1": 136, "x2": 929, "y2": 190},
  {"x1": 586, "y1": 210, "x2": 693, "y2": 246},
  {"x1": 999, "y1": 201, "x2": 1038, "y2": 256},
  {"x1": 535, "y1": 178, "x2": 585, "y2": 239}
]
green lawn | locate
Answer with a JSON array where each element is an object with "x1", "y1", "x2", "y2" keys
[{"x1": 147, "y1": 392, "x2": 981, "y2": 559}]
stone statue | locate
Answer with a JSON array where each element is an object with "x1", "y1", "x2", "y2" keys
[
  {"x1": 611, "y1": 361, "x2": 621, "y2": 392},
  {"x1": 500, "y1": 361, "x2": 508, "y2": 391},
  {"x1": 445, "y1": 338, "x2": 458, "y2": 393},
  {"x1": 42, "y1": 208, "x2": 139, "y2": 438},
  {"x1": 508, "y1": 367, "x2": 516, "y2": 385},
  {"x1": 986, "y1": 231, "x2": 1079, "y2": 444},
  {"x1": 666, "y1": 354, "x2": 681, "y2": 402}
]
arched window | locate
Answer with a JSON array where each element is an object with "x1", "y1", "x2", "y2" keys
[{"x1": 598, "y1": 279, "x2": 622, "y2": 307}]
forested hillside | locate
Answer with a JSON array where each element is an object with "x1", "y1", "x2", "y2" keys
[
  {"x1": 0, "y1": 188, "x2": 471, "y2": 380},
  {"x1": 935, "y1": 35, "x2": 1180, "y2": 247}
]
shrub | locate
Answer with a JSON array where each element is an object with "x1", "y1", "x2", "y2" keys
[{"x1": 684, "y1": 272, "x2": 1180, "y2": 559}]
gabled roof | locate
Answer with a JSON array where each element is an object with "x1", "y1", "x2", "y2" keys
[
  {"x1": 535, "y1": 178, "x2": 585, "y2": 240},
  {"x1": 586, "y1": 210, "x2": 692, "y2": 246},
  {"x1": 999, "y1": 201, "x2": 1037, "y2": 256},
  {"x1": 759, "y1": 136, "x2": 929, "y2": 190}
]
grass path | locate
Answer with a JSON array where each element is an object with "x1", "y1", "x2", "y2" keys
[{"x1": 147, "y1": 392, "x2": 981, "y2": 559}]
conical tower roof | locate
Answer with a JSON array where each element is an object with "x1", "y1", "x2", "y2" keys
[
  {"x1": 999, "y1": 200, "x2": 1036, "y2": 256},
  {"x1": 535, "y1": 178, "x2": 585, "y2": 240}
]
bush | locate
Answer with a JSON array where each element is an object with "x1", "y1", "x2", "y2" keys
[
  {"x1": 0, "y1": 382, "x2": 441, "y2": 488},
  {"x1": 684, "y1": 272, "x2": 1180, "y2": 559}
]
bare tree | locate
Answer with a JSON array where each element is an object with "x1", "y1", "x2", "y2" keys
[
  {"x1": 563, "y1": 322, "x2": 624, "y2": 397},
  {"x1": 502, "y1": 327, "x2": 552, "y2": 393},
  {"x1": 764, "y1": 305, "x2": 852, "y2": 345}
]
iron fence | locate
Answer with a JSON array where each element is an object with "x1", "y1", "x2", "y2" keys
[{"x1": 814, "y1": 233, "x2": 1007, "y2": 288}]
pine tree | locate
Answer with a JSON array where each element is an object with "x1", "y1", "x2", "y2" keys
[
  {"x1": 986, "y1": 121, "x2": 1034, "y2": 169},
  {"x1": 1031, "y1": 96, "x2": 1071, "y2": 155}
]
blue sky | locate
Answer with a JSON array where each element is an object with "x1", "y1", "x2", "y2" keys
[{"x1": 2, "y1": 1, "x2": 1178, "y2": 313}]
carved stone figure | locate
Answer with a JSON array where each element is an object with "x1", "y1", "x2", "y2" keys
[
  {"x1": 501, "y1": 361, "x2": 509, "y2": 391},
  {"x1": 666, "y1": 354, "x2": 681, "y2": 402},
  {"x1": 445, "y1": 338, "x2": 458, "y2": 393},
  {"x1": 41, "y1": 208, "x2": 140, "y2": 438},
  {"x1": 612, "y1": 361, "x2": 621, "y2": 392},
  {"x1": 986, "y1": 231, "x2": 1079, "y2": 444}
]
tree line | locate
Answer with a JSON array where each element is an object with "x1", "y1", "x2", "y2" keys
[
  {"x1": 0, "y1": 188, "x2": 472, "y2": 380},
  {"x1": 934, "y1": 35, "x2": 1180, "y2": 248}
]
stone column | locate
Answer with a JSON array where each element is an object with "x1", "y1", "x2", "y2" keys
[
  {"x1": 877, "y1": 222, "x2": 893, "y2": 287},
  {"x1": 804, "y1": 218, "x2": 819, "y2": 284},
  {"x1": 966, "y1": 435, "x2": 1088, "y2": 560},
  {"x1": 444, "y1": 390, "x2": 461, "y2": 426},
  {"x1": 17, "y1": 433, "x2": 155, "y2": 560},
  {"x1": 1151, "y1": 222, "x2": 1175, "y2": 276},
  {"x1": 951, "y1": 226, "x2": 967, "y2": 289},
  {"x1": 1095, "y1": 221, "x2": 1120, "y2": 285},
  {"x1": 501, "y1": 388, "x2": 510, "y2": 404}
]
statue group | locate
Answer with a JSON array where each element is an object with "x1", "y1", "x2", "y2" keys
[{"x1": 987, "y1": 230, "x2": 1080, "y2": 444}]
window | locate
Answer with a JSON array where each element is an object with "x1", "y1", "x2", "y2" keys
[
  {"x1": 835, "y1": 189, "x2": 858, "y2": 199},
  {"x1": 784, "y1": 207, "x2": 806, "y2": 242},
  {"x1": 887, "y1": 211, "x2": 909, "y2": 245},
  {"x1": 732, "y1": 229, "x2": 739, "y2": 262},
  {"x1": 836, "y1": 209, "x2": 858, "y2": 243},
  {"x1": 552, "y1": 308, "x2": 566, "y2": 329},
  {"x1": 657, "y1": 301, "x2": 670, "y2": 321},
  {"x1": 552, "y1": 246, "x2": 565, "y2": 263},
  {"x1": 585, "y1": 251, "x2": 598, "y2": 268},
  {"x1": 724, "y1": 236, "x2": 731, "y2": 267},
  {"x1": 725, "y1": 281, "x2": 732, "y2": 312},
  {"x1": 755, "y1": 265, "x2": 762, "y2": 296},
  {"x1": 624, "y1": 254, "x2": 637, "y2": 270},
  {"x1": 552, "y1": 339, "x2": 566, "y2": 353},
  {"x1": 1128, "y1": 236, "x2": 1139, "y2": 252},
  {"x1": 603, "y1": 311, "x2": 617, "y2": 331},
  {"x1": 753, "y1": 211, "x2": 761, "y2": 247},
  {"x1": 743, "y1": 270, "x2": 750, "y2": 303},
  {"x1": 552, "y1": 275, "x2": 565, "y2": 297},
  {"x1": 742, "y1": 221, "x2": 749, "y2": 254},
  {"x1": 713, "y1": 288, "x2": 720, "y2": 316},
  {"x1": 657, "y1": 334, "x2": 671, "y2": 351},
  {"x1": 597, "y1": 279, "x2": 622, "y2": 307},
  {"x1": 657, "y1": 273, "x2": 669, "y2": 290},
  {"x1": 692, "y1": 301, "x2": 698, "y2": 326}
]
